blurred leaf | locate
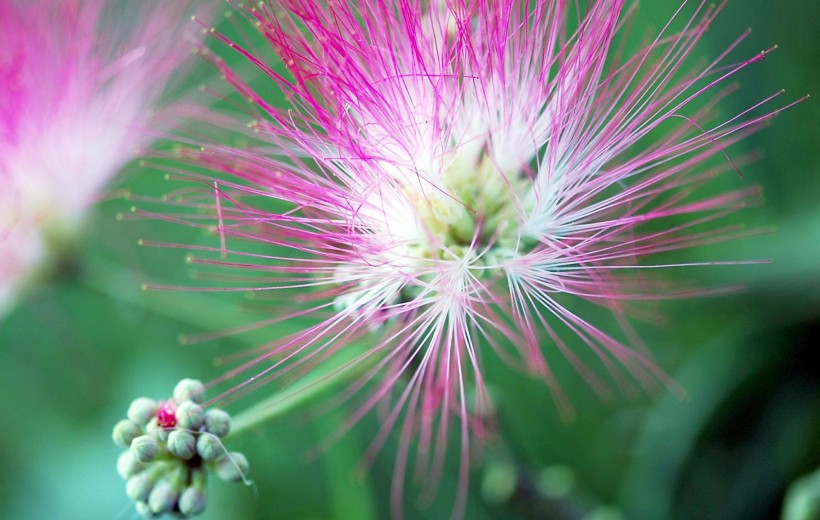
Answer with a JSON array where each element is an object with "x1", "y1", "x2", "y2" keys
[{"x1": 783, "y1": 468, "x2": 820, "y2": 520}]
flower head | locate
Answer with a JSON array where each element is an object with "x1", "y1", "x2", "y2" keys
[
  {"x1": 0, "y1": 0, "x2": 199, "y2": 314},
  {"x1": 113, "y1": 378, "x2": 250, "y2": 518},
  {"x1": 148, "y1": 0, "x2": 796, "y2": 515}
]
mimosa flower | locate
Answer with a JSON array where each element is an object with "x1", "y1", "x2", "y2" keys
[
  {"x1": 0, "y1": 0, "x2": 198, "y2": 315},
  {"x1": 146, "y1": 0, "x2": 798, "y2": 516}
]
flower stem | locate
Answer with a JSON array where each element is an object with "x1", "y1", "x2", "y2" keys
[{"x1": 229, "y1": 342, "x2": 376, "y2": 437}]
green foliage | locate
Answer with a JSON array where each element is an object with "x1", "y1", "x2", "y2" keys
[{"x1": 1, "y1": 1, "x2": 818, "y2": 518}]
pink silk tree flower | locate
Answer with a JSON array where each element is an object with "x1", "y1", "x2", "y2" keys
[
  {"x1": 0, "y1": 0, "x2": 200, "y2": 315},
  {"x1": 149, "y1": 0, "x2": 799, "y2": 516}
]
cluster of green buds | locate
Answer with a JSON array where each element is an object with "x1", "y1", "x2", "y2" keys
[{"x1": 112, "y1": 378, "x2": 250, "y2": 517}]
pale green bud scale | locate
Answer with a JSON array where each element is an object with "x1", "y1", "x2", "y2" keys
[
  {"x1": 167, "y1": 429, "x2": 197, "y2": 460},
  {"x1": 117, "y1": 451, "x2": 146, "y2": 480},
  {"x1": 127, "y1": 398, "x2": 158, "y2": 425},
  {"x1": 196, "y1": 432, "x2": 223, "y2": 461},
  {"x1": 146, "y1": 418, "x2": 171, "y2": 442},
  {"x1": 131, "y1": 434, "x2": 160, "y2": 464},
  {"x1": 148, "y1": 480, "x2": 180, "y2": 514},
  {"x1": 214, "y1": 452, "x2": 250, "y2": 483},
  {"x1": 112, "y1": 419, "x2": 142, "y2": 447},
  {"x1": 173, "y1": 378, "x2": 206, "y2": 405},
  {"x1": 203, "y1": 408, "x2": 231, "y2": 438},
  {"x1": 176, "y1": 401, "x2": 204, "y2": 430},
  {"x1": 126, "y1": 472, "x2": 155, "y2": 503},
  {"x1": 179, "y1": 487, "x2": 207, "y2": 516},
  {"x1": 134, "y1": 501, "x2": 152, "y2": 518}
]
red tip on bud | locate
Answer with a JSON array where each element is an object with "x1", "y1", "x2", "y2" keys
[{"x1": 157, "y1": 400, "x2": 177, "y2": 428}]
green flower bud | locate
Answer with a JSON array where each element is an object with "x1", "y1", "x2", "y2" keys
[
  {"x1": 145, "y1": 418, "x2": 170, "y2": 442},
  {"x1": 126, "y1": 472, "x2": 155, "y2": 503},
  {"x1": 116, "y1": 380, "x2": 248, "y2": 517},
  {"x1": 112, "y1": 419, "x2": 143, "y2": 447},
  {"x1": 117, "y1": 451, "x2": 146, "y2": 480},
  {"x1": 131, "y1": 435, "x2": 160, "y2": 464},
  {"x1": 204, "y1": 409, "x2": 231, "y2": 438},
  {"x1": 481, "y1": 460, "x2": 517, "y2": 504},
  {"x1": 179, "y1": 487, "x2": 207, "y2": 517},
  {"x1": 174, "y1": 378, "x2": 206, "y2": 405},
  {"x1": 148, "y1": 480, "x2": 180, "y2": 514},
  {"x1": 134, "y1": 501, "x2": 152, "y2": 518},
  {"x1": 176, "y1": 401, "x2": 204, "y2": 430},
  {"x1": 167, "y1": 429, "x2": 197, "y2": 460},
  {"x1": 127, "y1": 398, "x2": 158, "y2": 425},
  {"x1": 213, "y1": 452, "x2": 249, "y2": 483},
  {"x1": 196, "y1": 433, "x2": 223, "y2": 461}
]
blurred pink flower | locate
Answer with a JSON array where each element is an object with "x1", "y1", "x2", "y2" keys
[
  {"x1": 0, "y1": 0, "x2": 199, "y2": 313},
  {"x1": 152, "y1": 0, "x2": 796, "y2": 515}
]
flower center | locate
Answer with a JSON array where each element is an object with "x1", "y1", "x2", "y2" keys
[
  {"x1": 332, "y1": 150, "x2": 539, "y2": 319},
  {"x1": 406, "y1": 152, "x2": 531, "y2": 259}
]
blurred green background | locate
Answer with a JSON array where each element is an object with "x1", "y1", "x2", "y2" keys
[{"x1": 1, "y1": 1, "x2": 818, "y2": 519}]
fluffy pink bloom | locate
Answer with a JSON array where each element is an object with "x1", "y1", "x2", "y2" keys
[
  {"x1": 148, "y1": 0, "x2": 796, "y2": 515},
  {"x1": 0, "y1": 0, "x2": 199, "y2": 314}
]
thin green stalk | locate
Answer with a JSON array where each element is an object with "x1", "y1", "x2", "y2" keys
[{"x1": 229, "y1": 344, "x2": 377, "y2": 437}]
